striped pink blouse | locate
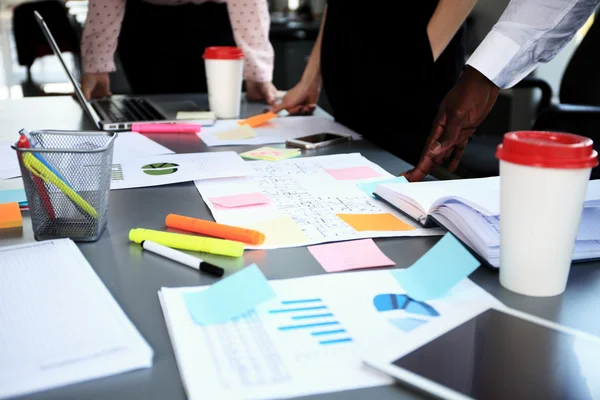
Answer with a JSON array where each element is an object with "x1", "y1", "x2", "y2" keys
[{"x1": 80, "y1": 0, "x2": 274, "y2": 82}]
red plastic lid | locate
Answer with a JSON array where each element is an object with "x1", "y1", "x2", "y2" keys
[
  {"x1": 203, "y1": 46, "x2": 244, "y2": 60},
  {"x1": 496, "y1": 131, "x2": 598, "y2": 169}
]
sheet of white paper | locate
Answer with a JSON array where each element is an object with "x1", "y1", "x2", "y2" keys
[
  {"x1": 199, "y1": 116, "x2": 362, "y2": 147},
  {"x1": 194, "y1": 154, "x2": 443, "y2": 249},
  {"x1": 384, "y1": 177, "x2": 600, "y2": 219},
  {"x1": 381, "y1": 177, "x2": 501, "y2": 216},
  {"x1": 0, "y1": 177, "x2": 24, "y2": 191},
  {"x1": 159, "y1": 270, "x2": 500, "y2": 400},
  {"x1": 111, "y1": 151, "x2": 253, "y2": 190},
  {"x1": 0, "y1": 239, "x2": 153, "y2": 399},
  {"x1": 112, "y1": 132, "x2": 174, "y2": 162},
  {"x1": 0, "y1": 142, "x2": 21, "y2": 179}
]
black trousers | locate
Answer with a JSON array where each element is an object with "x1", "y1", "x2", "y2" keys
[
  {"x1": 117, "y1": 0, "x2": 236, "y2": 94},
  {"x1": 321, "y1": 0, "x2": 466, "y2": 166}
]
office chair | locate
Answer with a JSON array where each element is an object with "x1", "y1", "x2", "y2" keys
[
  {"x1": 12, "y1": 0, "x2": 81, "y2": 91},
  {"x1": 456, "y1": 15, "x2": 600, "y2": 180}
]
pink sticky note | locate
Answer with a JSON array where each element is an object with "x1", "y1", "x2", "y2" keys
[
  {"x1": 209, "y1": 192, "x2": 271, "y2": 208},
  {"x1": 325, "y1": 166, "x2": 383, "y2": 180},
  {"x1": 308, "y1": 239, "x2": 395, "y2": 272}
]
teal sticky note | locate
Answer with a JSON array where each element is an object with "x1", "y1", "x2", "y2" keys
[
  {"x1": 357, "y1": 177, "x2": 408, "y2": 198},
  {"x1": 390, "y1": 233, "x2": 480, "y2": 301},
  {"x1": 183, "y1": 264, "x2": 276, "y2": 325},
  {"x1": 0, "y1": 189, "x2": 27, "y2": 205}
]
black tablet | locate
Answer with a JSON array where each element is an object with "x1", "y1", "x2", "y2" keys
[{"x1": 365, "y1": 307, "x2": 600, "y2": 400}]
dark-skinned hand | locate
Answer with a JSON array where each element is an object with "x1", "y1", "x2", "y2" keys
[{"x1": 404, "y1": 66, "x2": 500, "y2": 182}]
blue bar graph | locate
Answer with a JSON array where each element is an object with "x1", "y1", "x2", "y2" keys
[
  {"x1": 269, "y1": 306, "x2": 327, "y2": 314},
  {"x1": 292, "y1": 313, "x2": 333, "y2": 320},
  {"x1": 278, "y1": 321, "x2": 340, "y2": 331},
  {"x1": 319, "y1": 338, "x2": 353, "y2": 345},
  {"x1": 272, "y1": 299, "x2": 352, "y2": 346},
  {"x1": 281, "y1": 298, "x2": 322, "y2": 305},
  {"x1": 311, "y1": 329, "x2": 346, "y2": 336}
]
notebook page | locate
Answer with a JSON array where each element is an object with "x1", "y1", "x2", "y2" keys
[
  {"x1": 0, "y1": 239, "x2": 152, "y2": 399},
  {"x1": 380, "y1": 177, "x2": 500, "y2": 217}
]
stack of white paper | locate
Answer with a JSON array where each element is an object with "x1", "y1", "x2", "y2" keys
[
  {"x1": 0, "y1": 239, "x2": 153, "y2": 399},
  {"x1": 0, "y1": 142, "x2": 21, "y2": 179}
]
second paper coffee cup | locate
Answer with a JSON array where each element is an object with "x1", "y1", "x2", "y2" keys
[
  {"x1": 203, "y1": 46, "x2": 244, "y2": 119},
  {"x1": 496, "y1": 131, "x2": 598, "y2": 297}
]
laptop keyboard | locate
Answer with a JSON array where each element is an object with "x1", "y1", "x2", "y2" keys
[{"x1": 95, "y1": 98, "x2": 164, "y2": 122}]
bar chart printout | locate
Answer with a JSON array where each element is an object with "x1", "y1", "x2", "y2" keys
[
  {"x1": 158, "y1": 270, "x2": 500, "y2": 400},
  {"x1": 268, "y1": 298, "x2": 353, "y2": 346}
]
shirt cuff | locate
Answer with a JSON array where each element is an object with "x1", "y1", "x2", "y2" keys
[
  {"x1": 243, "y1": 58, "x2": 273, "y2": 83},
  {"x1": 82, "y1": 54, "x2": 116, "y2": 74},
  {"x1": 466, "y1": 30, "x2": 527, "y2": 89}
]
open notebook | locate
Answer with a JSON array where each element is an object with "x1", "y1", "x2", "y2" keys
[{"x1": 374, "y1": 177, "x2": 600, "y2": 268}]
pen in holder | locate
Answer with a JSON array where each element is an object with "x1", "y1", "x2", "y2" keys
[{"x1": 12, "y1": 129, "x2": 117, "y2": 241}]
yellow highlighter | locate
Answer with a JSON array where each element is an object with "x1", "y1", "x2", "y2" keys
[
  {"x1": 22, "y1": 152, "x2": 98, "y2": 219},
  {"x1": 129, "y1": 228, "x2": 244, "y2": 258}
]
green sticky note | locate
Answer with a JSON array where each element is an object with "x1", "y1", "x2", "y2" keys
[
  {"x1": 0, "y1": 189, "x2": 27, "y2": 205},
  {"x1": 357, "y1": 176, "x2": 408, "y2": 198},
  {"x1": 182, "y1": 264, "x2": 276, "y2": 325},
  {"x1": 391, "y1": 233, "x2": 480, "y2": 301}
]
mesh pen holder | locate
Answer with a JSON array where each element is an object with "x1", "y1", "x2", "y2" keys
[{"x1": 12, "y1": 130, "x2": 117, "y2": 242}]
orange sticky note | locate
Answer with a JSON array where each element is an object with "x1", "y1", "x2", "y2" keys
[
  {"x1": 0, "y1": 202, "x2": 23, "y2": 229},
  {"x1": 237, "y1": 112, "x2": 278, "y2": 128},
  {"x1": 336, "y1": 213, "x2": 415, "y2": 232}
]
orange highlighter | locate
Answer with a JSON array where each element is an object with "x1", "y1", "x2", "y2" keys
[{"x1": 166, "y1": 214, "x2": 265, "y2": 245}]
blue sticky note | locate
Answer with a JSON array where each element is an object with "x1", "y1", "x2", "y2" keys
[
  {"x1": 357, "y1": 176, "x2": 408, "y2": 198},
  {"x1": 390, "y1": 233, "x2": 480, "y2": 301},
  {"x1": 182, "y1": 264, "x2": 276, "y2": 325},
  {"x1": 0, "y1": 189, "x2": 27, "y2": 205}
]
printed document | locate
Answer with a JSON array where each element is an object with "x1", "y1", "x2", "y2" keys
[
  {"x1": 159, "y1": 270, "x2": 501, "y2": 400},
  {"x1": 194, "y1": 153, "x2": 442, "y2": 249},
  {"x1": 0, "y1": 239, "x2": 153, "y2": 399},
  {"x1": 111, "y1": 151, "x2": 253, "y2": 190}
]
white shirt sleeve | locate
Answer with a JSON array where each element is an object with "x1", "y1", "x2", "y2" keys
[{"x1": 466, "y1": 0, "x2": 599, "y2": 88}]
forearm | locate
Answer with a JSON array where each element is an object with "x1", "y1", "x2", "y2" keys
[
  {"x1": 427, "y1": 0, "x2": 476, "y2": 61},
  {"x1": 80, "y1": 0, "x2": 125, "y2": 73},
  {"x1": 467, "y1": 0, "x2": 599, "y2": 88},
  {"x1": 300, "y1": 7, "x2": 326, "y2": 87},
  {"x1": 227, "y1": 0, "x2": 274, "y2": 82}
]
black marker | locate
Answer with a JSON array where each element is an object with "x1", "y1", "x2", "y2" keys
[{"x1": 141, "y1": 240, "x2": 224, "y2": 277}]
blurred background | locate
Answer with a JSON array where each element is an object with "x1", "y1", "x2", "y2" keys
[{"x1": 0, "y1": 0, "x2": 596, "y2": 142}]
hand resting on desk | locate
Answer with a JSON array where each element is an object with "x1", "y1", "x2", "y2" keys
[
  {"x1": 404, "y1": 66, "x2": 500, "y2": 182},
  {"x1": 245, "y1": 80, "x2": 280, "y2": 106},
  {"x1": 269, "y1": 79, "x2": 319, "y2": 116},
  {"x1": 81, "y1": 72, "x2": 112, "y2": 100}
]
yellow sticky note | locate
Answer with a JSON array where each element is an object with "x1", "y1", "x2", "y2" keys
[
  {"x1": 336, "y1": 213, "x2": 415, "y2": 232},
  {"x1": 215, "y1": 124, "x2": 257, "y2": 140},
  {"x1": 0, "y1": 202, "x2": 23, "y2": 229},
  {"x1": 239, "y1": 147, "x2": 300, "y2": 161},
  {"x1": 245, "y1": 216, "x2": 307, "y2": 246},
  {"x1": 176, "y1": 111, "x2": 216, "y2": 120},
  {"x1": 237, "y1": 112, "x2": 278, "y2": 128}
]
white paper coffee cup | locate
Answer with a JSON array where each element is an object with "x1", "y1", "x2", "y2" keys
[
  {"x1": 203, "y1": 46, "x2": 244, "y2": 119},
  {"x1": 496, "y1": 131, "x2": 598, "y2": 297}
]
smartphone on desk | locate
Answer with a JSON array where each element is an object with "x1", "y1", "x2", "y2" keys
[{"x1": 286, "y1": 132, "x2": 351, "y2": 149}]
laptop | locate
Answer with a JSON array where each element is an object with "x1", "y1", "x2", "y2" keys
[{"x1": 34, "y1": 11, "x2": 215, "y2": 131}]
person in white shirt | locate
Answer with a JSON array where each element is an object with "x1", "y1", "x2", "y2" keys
[{"x1": 405, "y1": 0, "x2": 600, "y2": 182}]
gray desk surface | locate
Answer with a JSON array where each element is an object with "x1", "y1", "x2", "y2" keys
[{"x1": 3, "y1": 95, "x2": 600, "y2": 400}]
